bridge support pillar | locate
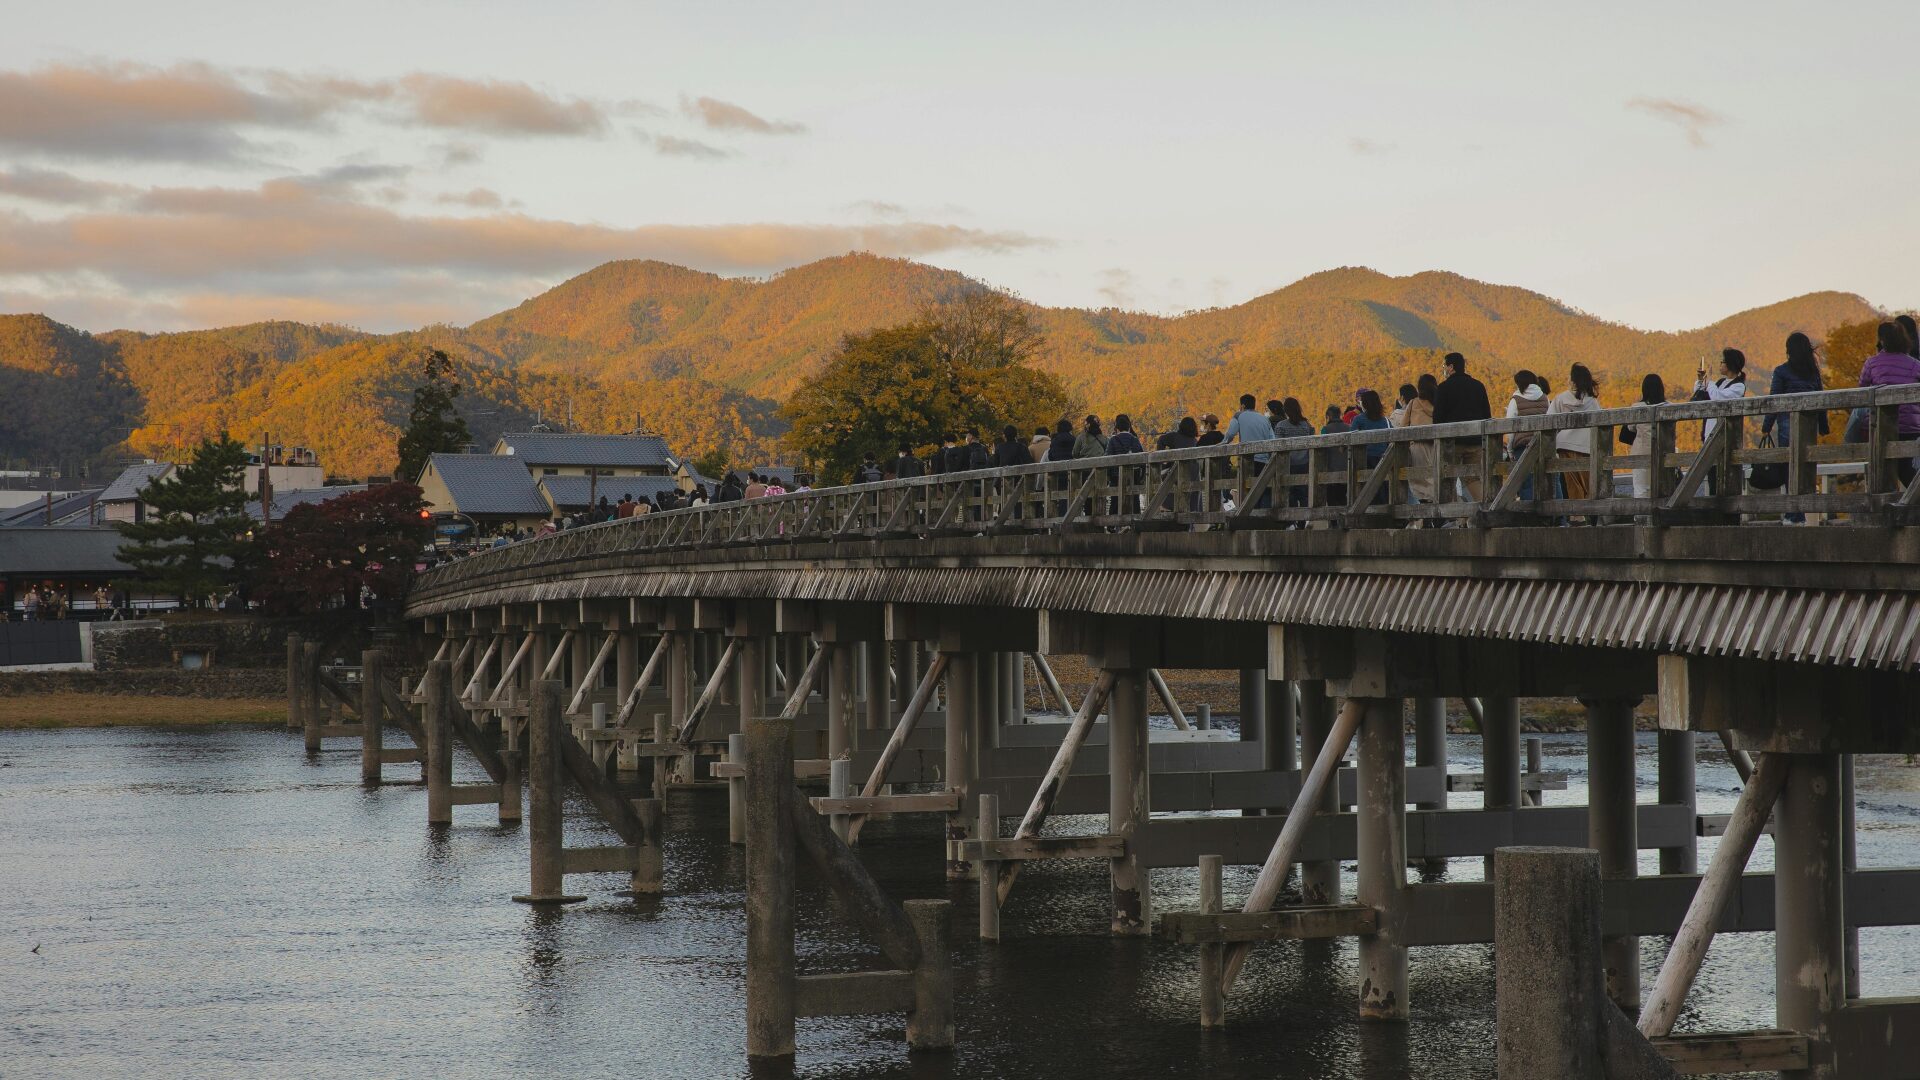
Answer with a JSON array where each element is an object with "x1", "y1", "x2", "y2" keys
[
  {"x1": 864, "y1": 640, "x2": 891, "y2": 733},
  {"x1": 1584, "y1": 696, "x2": 1640, "y2": 1013},
  {"x1": 1297, "y1": 680, "x2": 1340, "y2": 903},
  {"x1": 1482, "y1": 697, "x2": 1521, "y2": 874},
  {"x1": 1265, "y1": 677, "x2": 1298, "y2": 773},
  {"x1": 669, "y1": 631, "x2": 691, "y2": 784},
  {"x1": 1413, "y1": 697, "x2": 1448, "y2": 874},
  {"x1": 1238, "y1": 667, "x2": 1266, "y2": 743},
  {"x1": 1109, "y1": 667, "x2": 1151, "y2": 935},
  {"x1": 1776, "y1": 752, "x2": 1843, "y2": 1080},
  {"x1": 1357, "y1": 695, "x2": 1408, "y2": 1021},
  {"x1": 1656, "y1": 730, "x2": 1697, "y2": 875},
  {"x1": 286, "y1": 632, "x2": 304, "y2": 732},
  {"x1": 425, "y1": 658, "x2": 452, "y2": 826},
  {"x1": 360, "y1": 649, "x2": 384, "y2": 785},
  {"x1": 301, "y1": 641, "x2": 323, "y2": 754},
  {"x1": 828, "y1": 643, "x2": 854, "y2": 761},
  {"x1": 944, "y1": 652, "x2": 976, "y2": 879},
  {"x1": 615, "y1": 628, "x2": 639, "y2": 771}
]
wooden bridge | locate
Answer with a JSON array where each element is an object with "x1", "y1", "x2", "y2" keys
[{"x1": 309, "y1": 385, "x2": 1918, "y2": 1077}]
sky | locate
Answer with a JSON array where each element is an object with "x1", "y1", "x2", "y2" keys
[{"x1": 1, "y1": 1, "x2": 1914, "y2": 335}]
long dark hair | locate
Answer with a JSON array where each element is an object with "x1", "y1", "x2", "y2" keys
[
  {"x1": 1083, "y1": 414, "x2": 1103, "y2": 437},
  {"x1": 1282, "y1": 397, "x2": 1305, "y2": 424},
  {"x1": 1640, "y1": 374, "x2": 1666, "y2": 405},
  {"x1": 1358, "y1": 388, "x2": 1385, "y2": 421},
  {"x1": 1722, "y1": 348, "x2": 1747, "y2": 377},
  {"x1": 1784, "y1": 332, "x2": 1821, "y2": 384},
  {"x1": 1568, "y1": 363, "x2": 1597, "y2": 400},
  {"x1": 1416, "y1": 373, "x2": 1437, "y2": 403},
  {"x1": 1896, "y1": 315, "x2": 1920, "y2": 359},
  {"x1": 1177, "y1": 416, "x2": 1198, "y2": 438}
]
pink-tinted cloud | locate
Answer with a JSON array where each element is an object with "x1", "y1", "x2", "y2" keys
[
  {"x1": 391, "y1": 74, "x2": 613, "y2": 136},
  {"x1": 1626, "y1": 97, "x2": 1726, "y2": 148},
  {"x1": 0, "y1": 166, "x2": 134, "y2": 205},
  {"x1": 653, "y1": 134, "x2": 734, "y2": 159},
  {"x1": 682, "y1": 95, "x2": 805, "y2": 135}
]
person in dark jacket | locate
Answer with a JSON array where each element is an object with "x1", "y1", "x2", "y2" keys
[
  {"x1": 1320, "y1": 405, "x2": 1351, "y2": 507},
  {"x1": 1158, "y1": 416, "x2": 1201, "y2": 511},
  {"x1": 892, "y1": 443, "x2": 924, "y2": 479},
  {"x1": 993, "y1": 425, "x2": 1029, "y2": 468},
  {"x1": 717, "y1": 473, "x2": 745, "y2": 502},
  {"x1": 1764, "y1": 333, "x2": 1826, "y2": 523},
  {"x1": 1046, "y1": 419, "x2": 1075, "y2": 462},
  {"x1": 1431, "y1": 352, "x2": 1492, "y2": 503}
]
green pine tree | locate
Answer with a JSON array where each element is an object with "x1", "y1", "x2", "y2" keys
[
  {"x1": 115, "y1": 434, "x2": 255, "y2": 608},
  {"x1": 395, "y1": 348, "x2": 474, "y2": 481}
]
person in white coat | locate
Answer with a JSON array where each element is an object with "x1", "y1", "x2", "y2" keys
[
  {"x1": 1690, "y1": 349, "x2": 1748, "y2": 493},
  {"x1": 1547, "y1": 363, "x2": 1603, "y2": 508}
]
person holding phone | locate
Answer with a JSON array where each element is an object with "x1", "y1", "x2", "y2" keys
[{"x1": 1690, "y1": 349, "x2": 1748, "y2": 495}]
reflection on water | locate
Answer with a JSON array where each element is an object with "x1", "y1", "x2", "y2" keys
[{"x1": 2, "y1": 726, "x2": 1917, "y2": 1079}]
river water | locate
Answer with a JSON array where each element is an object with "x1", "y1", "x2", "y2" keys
[{"x1": 3, "y1": 724, "x2": 1918, "y2": 1079}]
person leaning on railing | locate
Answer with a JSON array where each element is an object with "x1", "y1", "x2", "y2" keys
[
  {"x1": 1763, "y1": 333, "x2": 1827, "y2": 523},
  {"x1": 1352, "y1": 390, "x2": 1392, "y2": 506},
  {"x1": 1860, "y1": 320, "x2": 1920, "y2": 486}
]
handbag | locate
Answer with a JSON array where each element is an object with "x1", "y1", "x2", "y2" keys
[{"x1": 1748, "y1": 432, "x2": 1786, "y2": 491}]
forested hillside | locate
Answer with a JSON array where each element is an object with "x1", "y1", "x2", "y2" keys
[{"x1": 0, "y1": 253, "x2": 1885, "y2": 480}]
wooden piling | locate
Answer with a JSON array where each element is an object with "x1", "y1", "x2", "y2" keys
[
  {"x1": 302, "y1": 641, "x2": 322, "y2": 753},
  {"x1": 728, "y1": 733, "x2": 747, "y2": 845},
  {"x1": 513, "y1": 680, "x2": 585, "y2": 904},
  {"x1": 1412, "y1": 696, "x2": 1448, "y2": 873},
  {"x1": 359, "y1": 649, "x2": 383, "y2": 785},
  {"x1": 745, "y1": 714, "x2": 797, "y2": 1059},
  {"x1": 1109, "y1": 668, "x2": 1151, "y2": 935},
  {"x1": 1586, "y1": 696, "x2": 1640, "y2": 1011},
  {"x1": 977, "y1": 793, "x2": 1001, "y2": 942},
  {"x1": 1657, "y1": 730, "x2": 1697, "y2": 874},
  {"x1": 944, "y1": 652, "x2": 976, "y2": 880},
  {"x1": 863, "y1": 640, "x2": 890, "y2": 732},
  {"x1": 424, "y1": 659, "x2": 452, "y2": 825},
  {"x1": 1198, "y1": 854, "x2": 1225, "y2": 1028},
  {"x1": 1296, "y1": 680, "x2": 1339, "y2": 903},
  {"x1": 631, "y1": 797, "x2": 664, "y2": 895},
  {"x1": 1356, "y1": 696, "x2": 1408, "y2": 1021},
  {"x1": 1482, "y1": 696, "x2": 1521, "y2": 872},
  {"x1": 1775, "y1": 753, "x2": 1842, "y2": 1079},
  {"x1": 829, "y1": 757, "x2": 852, "y2": 844},
  {"x1": 828, "y1": 643, "x2": 854, "y2": 760},
  {"x1": 285, "y1": 633, "x2": 303, "y2": 732},
  {"x1": 1496, "y1": 847, "x2": 1604, "y2": 1079},
  {"x1": 905, "y1": 899, "x2": 955, "y2": 1051}
]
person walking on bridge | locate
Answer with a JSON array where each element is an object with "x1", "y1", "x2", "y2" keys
[
  {"x1": 995, "y1": 424, "x2": 1032, "y2": 468},
  {"x1": 1403, "y1": 374, "x2": 1438, "y2": 508},
  {"x1": 892, "y1": 443, "x2": 924, "y2": 480},
  {"x1": 1505, "y1": 370, "x2": 1548, "y2": 501},
  {"x1": 1549, "y1": 363, "x2": 1603, "y2": 516},
  {"x1": 1274, "y1": 397, "x2": 1316, "y2": 512},
  {"x1": 1028, "y1": 426, "x2": 1054, "y2": 464},
  {"x1": 1432, "y1": 352, "x2": 1491, "y2": 503},
  {"x1": 1764, "y1": 334, "x2": 1827, "y2": 522},
  {"x1": 1225, "y1": 393, "x2": 1276, "y2": 509},
  {"x1": 1861, "y1": 321, "x2": 1920, "y2": 485}
]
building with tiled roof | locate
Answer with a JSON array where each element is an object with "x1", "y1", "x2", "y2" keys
[
  {"x1": 538, "y1": 474, "x2": 684, "y2": 514},
  {"x1": 493, "y1": 432, "x2": 678, "y2": 476},
  {"x1": 416, "y1": 453, "x2": 550, "y2": 527},
  {"x1": 97, "y1": 462, "x2": 176, "y2": 524}
]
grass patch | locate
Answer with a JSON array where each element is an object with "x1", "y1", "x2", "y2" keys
[{"x1": 0, "y1": 694, "x2": 286, "y2": 730}]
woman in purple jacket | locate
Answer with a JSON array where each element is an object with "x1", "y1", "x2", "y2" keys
[{"x1": 1860, "y1": 321, "x2": 1920, "y2": 484}]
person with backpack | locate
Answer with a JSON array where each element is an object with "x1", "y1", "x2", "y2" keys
[
  {"x1": 891, "y1": 443, "x2": 923, "y2": 480},
  {"x1": 994, "y1": 424, "x2": 1031, "y2": 468},
  {"x1": 855, "y1": 452, "x2": 885, "y2": 484}
]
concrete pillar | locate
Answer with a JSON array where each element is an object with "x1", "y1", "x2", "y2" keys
[
  {"x1": 1656, "y1": 730, "x2": 1697, "y2": 875},
  {"x1": 1585, "y1": 697, "x2": 1640, "y2": 1012},
  {"x1": 977, "y1": 792, "x2": 1001, "y2": 942},
  {"x1": 1297, "y1": 680, "x2": 1340, "y2": 903},
  {"x1": 982, "y1": 651, "x2": 1003, "y2": 733},
  {"x1": 1238, "y1": 667, "x2": 1266, "y2": 742},
  {"x1": 425, "y1": 659, "x2": 452, "y2": 826},
  {"x1": 904, "y1": 900, "x2": 956, "y2": 1051},
  {"x1": 569, "y1": 630, "x2": 590, "y2": 694},
  {"x1": 944, "y1": 652, "x2": 976, "y2": 880},
  {"x1": 1005, "y1": 651, "x2": 1025, "y2": 724},
  {"x1": 1356, "y1": 696, "x2": 1408, "y2": 1021},
  {"x1": 669, "y1": 631, "x2": 690, "y2": 783},
  {"x1": 1109, "y1": 668, "x2": 1151, "y2": 935},
  {"x1": 1482, "y1": 697, "x2": 1521, "y2": 875},
  {"x1": 1413, "y1": 697, "x2": 1448, "y2": 874},
  {"x1": 736, "y1": 635, "x2": 767, "y2": 739},
  {"x1": 360, "y1": 649, "x2": 383, "y2": 785},
  {"x1": 744, "y1": 714, "x2": 796, "y2": 1060},
  {"x1": 863, "y1": 640, "x2": 890, "y2": 732},
  {"x1": 1495, "y1": 847, "x2": 1604, "y2": 1080},
  {"x1": 1776, "y1": 753, "x2": 1843, "y2": 1080},
  {"x1": 614, "y1": 631, "x2": 640, "y2": 770},
  {"x1": 828, "y1": 643, "x2": 854, "y2": 760},
  {"x1": 1265, "y1": 678, "x2": 1298, "y2": 772},
  {"x1": 727, "y1": 733, "x2": 747, "y2": 845},
  {"x1": 513, "y1": 680, "x2": 584, "y2": 905}
]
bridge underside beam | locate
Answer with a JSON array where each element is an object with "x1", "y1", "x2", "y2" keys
[{"x1": 1661, "y1": 653, "x2": 1920, "y2": 755}]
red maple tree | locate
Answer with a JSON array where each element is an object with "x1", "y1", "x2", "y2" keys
[{"x1": 250, "y1": 484, "x2": 433, "y2": 615}]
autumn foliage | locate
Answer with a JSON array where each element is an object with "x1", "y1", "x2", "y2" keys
[{"x1": 248, "y1": 484, "x2": 433, "y2": 615}]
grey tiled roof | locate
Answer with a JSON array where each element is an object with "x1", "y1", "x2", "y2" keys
[
  {"x1": 427, "y1": 454, "x2": 549, "y2": 516},
  {"x1": 99, "y1": 462, "x2": 173, "y2": 502},
  {"x1": 246, "y1": 485, "x2": 367, "y2": 523},
  {"x1": 495, "y1": 433, "x2": 677, "y2": 469},
  {"x1": 0, "y1": 491, "x2": 104, "y2": 528},
  {"x1": 539, "y1": 474, "x2": 681, "y2": 510},
  {"x1": 0, "y1": 527, "x2": 130, "y2": 574}
]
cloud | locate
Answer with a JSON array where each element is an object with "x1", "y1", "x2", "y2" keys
[
  {"x1": 681, "y1": 95, "x2": 805, "y2": 135},
  {"x1": 434, "y1": 188, "x2": 509, "y2": 209},
  {"x1": 0, "y1": 177, "x2": 1045, "y2": 330},
  {"x1": 435, "y1": 141, "x2": 484, "y2": 166},
  {"x1": 849, "y1": 199, "x2": 908, "y2": 218},
  {"x1": 0, "y1": 61, "x2": 634, "y2": 162},
  {"x1": 1626, "y1": 97, "x2": 1726, "y2": 148},
  {"x1": 653, "y1": 135, "x2": 734, "y2": 160},
  {"x1": 389, "y1": 74, "x2": 612, "y2": 136},
  {"x1": 0, "y1": 166, "x2": 134, "y2": 205},
  {"x1": 1097, "y1": 268, "x2": 1137, "y2": 308},
  {"x1": 1348, "y1": 137, "x2": 1396, "y2": 156}
]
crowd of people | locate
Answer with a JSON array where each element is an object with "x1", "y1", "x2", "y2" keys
[
  {"x1": 837, "y1": 327, "x2": 1920, "y2": 524},
  {"x1": 7, "y1": 585, "x2": 129, "y2": 622}
]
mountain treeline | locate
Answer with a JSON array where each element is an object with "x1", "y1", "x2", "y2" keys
[{"x1": 0, "y1": 253, "x2": 1889, "y2": 481}]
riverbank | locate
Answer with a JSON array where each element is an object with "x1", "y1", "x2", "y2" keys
[{"x1": 0, "y1": 693, "x2": 284, "y2": 729}]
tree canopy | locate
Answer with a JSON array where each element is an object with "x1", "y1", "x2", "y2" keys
[
  {"x1": 114, "y1": 434, "x2": 254, "y2": 606},
  {"x1": 779, "y1": 291, "x2": 1070, "y2": 481},
  {"x1": 248, "y1": 484, "x2": 433, "y2": 616},
  {"x1": 395, "y1": 348, "x2": 474, "y2": 482}
]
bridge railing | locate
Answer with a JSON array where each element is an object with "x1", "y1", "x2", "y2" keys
[{"x1": 419, "y1": 385, "x2": 1920, "y2": 588}]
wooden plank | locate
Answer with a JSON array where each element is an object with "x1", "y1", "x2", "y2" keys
[
  {"x1": 1158, "y1": 904, "x2": 1379, "y2": 944},
  {"x1": 953, "y1": 834, "x2": 1126, "y2": 861},
  {"x1": 1446, "y1": 771, "x2": 1568, "y2": 793},
  {"x1": 712, "y1": 758, "x2": 832, "y2": 779},
  {"x1": 448, "y1": 783, "x2": 502, "y2": 806},
  {"x1": 793, "y1": 970, "x2": 914, "y2": 1018},
  {"x1": 316, "y1": 724, "x2": 362, "y2": 739},
  {"x1": 1650, "y1": 1031, "x2": 1808, "y2": 1075},
  {"x1": 809, "y1": 793, "x2": 960, "y2": 815},
  {"x1": 555, "y1": 725, "x2": 651, "y2": 848},
  {"x1": 377, "y1": 748, "x2": 422, "y2": 764},
  {"x1": 561, "y1": 845, "x2": 643, "y2": 875}
]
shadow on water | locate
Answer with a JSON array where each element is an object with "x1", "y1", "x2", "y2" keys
[{"x1": 1, "y1": 725, "x2": 1915, "y2": 1079}]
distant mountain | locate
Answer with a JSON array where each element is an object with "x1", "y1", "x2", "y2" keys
[{"x1": 0, "y1": 253, "x2": 1884, "y2": 479}]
